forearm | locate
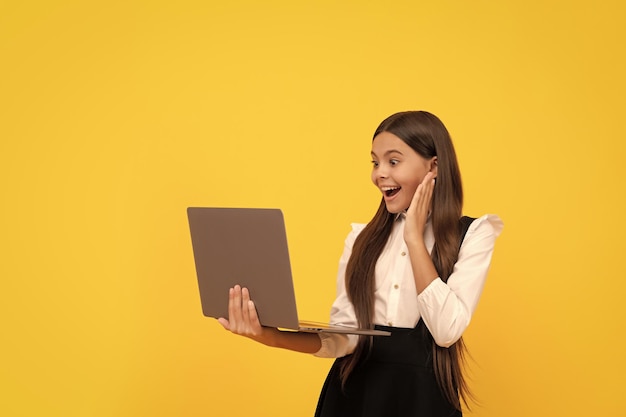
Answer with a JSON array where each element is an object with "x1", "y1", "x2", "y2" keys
[
  {"x1": 265, "y1": 328, "x2": 322, "y2": 354},
  {"x1": 406, "y1": 240, "x2": 439, "y2": 293},
  {"x1": 416, "y1": 280, "x2": 469, "y2": 347},
  {"x1": 414, "y1": 214, "x2": 504, "y2": 347}
]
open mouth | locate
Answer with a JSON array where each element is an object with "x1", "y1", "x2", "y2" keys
[{"x1": 382, "y1": 186, "x2": 401, "y2": 197}]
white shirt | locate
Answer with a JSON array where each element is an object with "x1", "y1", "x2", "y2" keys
[{"x1": 314, "y1": 214, "x2": 504, "y2": 358}]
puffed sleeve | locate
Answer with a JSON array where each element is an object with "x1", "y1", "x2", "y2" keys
[
  {"x1": 313, "y1": 223, "x2": 365, "y2": 358},
  {"x1": 417, "y1": 214, "x2": 504, "y2": 347}
]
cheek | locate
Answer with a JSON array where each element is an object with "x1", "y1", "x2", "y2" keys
[
  {"x1": 402, "y1": 174, "x2": 423, "y2": 196},
  {"x1": 403, "y1": 183, "x2": 419, "y2": 200}
]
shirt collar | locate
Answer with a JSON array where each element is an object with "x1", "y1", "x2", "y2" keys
[
  {"x1": 395, "y1": 211, "x2": 407, "y2": 221},
  {"x1": 394, "y1": 211, "x2": 433, "y2": 223}
]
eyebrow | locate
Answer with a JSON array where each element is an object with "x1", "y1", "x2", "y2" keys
[{"x1": 371, "y1": 149, "x2": 404, "y2": 158}]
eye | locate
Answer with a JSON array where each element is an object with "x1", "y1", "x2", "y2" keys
[
  {"x1": 389, "y1": 159, "x2": 399, "y2": 166},
  {"x1": 371, "y1": 160, "x2": 379, "y2": 168}
]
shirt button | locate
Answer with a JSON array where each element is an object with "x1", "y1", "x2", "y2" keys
[
  {"x1": 394, "y1": 284, "x2": 399, "y2": 289},
  {"x1": 401, "y1": 251, "x2": 406, "y2": 256}
]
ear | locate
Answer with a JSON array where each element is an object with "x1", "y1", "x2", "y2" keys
[{"x1": 430, "y1": 156, "x2": 438, "y2": 178}]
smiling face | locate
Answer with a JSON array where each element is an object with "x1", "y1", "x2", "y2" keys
[{"x1": 371, "y1": 131, "x2": 437, "y2": 214}]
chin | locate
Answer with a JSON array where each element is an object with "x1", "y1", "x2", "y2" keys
[{"x1": 384, "y1": 203, "x2": 404, "y2": 214}]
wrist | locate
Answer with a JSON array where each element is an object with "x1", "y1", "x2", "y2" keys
[
  {"x1": 405, "y1": 238, "x2": 427, "y2": 253},
  {"x1": 260, "y1": 327, "x2": 281, "y2": 348}
]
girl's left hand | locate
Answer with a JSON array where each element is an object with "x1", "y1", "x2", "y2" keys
[{"x1": 404, "y1": 171, "x2": 435, "y2": 245}]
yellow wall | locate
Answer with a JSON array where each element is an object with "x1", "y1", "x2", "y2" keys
[{"x1": 2, "y1": 1, "x2": 625, "y2": 415}]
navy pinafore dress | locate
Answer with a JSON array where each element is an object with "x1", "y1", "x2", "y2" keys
[
  {"x1": 315, "y1": 217, "x2": 475, "y2": 417},
  {"x1": 314, "y1": 321, "x2": 461, "y2": 417}
]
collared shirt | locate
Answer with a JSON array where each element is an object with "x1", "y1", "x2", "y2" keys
[{"x1": 314, "y1": 214, "x2": 504, "y2": 358}]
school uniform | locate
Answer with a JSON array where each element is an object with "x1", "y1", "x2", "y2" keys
[{"x1": 313, "y1": 214, "x2": 504, "y2": 417}]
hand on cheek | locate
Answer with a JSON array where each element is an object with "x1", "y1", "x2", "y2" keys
[{"x1": 404, "y1": 172, "x2": 436, "y2": 245}]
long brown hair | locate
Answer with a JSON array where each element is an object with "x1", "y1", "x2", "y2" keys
[{"x1": 341, "y1": 111, "x2": 471, "y2": 410}]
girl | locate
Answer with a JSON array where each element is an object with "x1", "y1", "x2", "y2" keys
[{"x1": 218, "y1": 111, "x2": 503, "y2": 416}]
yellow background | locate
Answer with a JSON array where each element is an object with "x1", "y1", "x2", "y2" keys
[{"x1": 2, "y1": 1, "x2": 625, "y2": 416}]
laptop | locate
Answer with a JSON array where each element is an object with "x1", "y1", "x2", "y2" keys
[{"x1": 187, "y1": 207, "x2": 390, "y2": 336}]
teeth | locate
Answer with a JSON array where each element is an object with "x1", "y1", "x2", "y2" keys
[{"x1": 381, "y1": 186, "x2": 400, "y2": 191}]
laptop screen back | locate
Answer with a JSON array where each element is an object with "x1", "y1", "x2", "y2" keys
[{"x1": 187, "y1": 207, "x2": 300, "y2": 329}]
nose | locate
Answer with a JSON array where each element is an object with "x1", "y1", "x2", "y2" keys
[
  {"x1": 376, "y1": 164, "x2": 389, "y2": 178},
  {"x1": 373, "y1": 165, "x2": 389, "y2": 182}
]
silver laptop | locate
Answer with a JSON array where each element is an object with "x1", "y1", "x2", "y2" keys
[{"x1": 187, "y1": 207, "x2": 390, "y2": 336}]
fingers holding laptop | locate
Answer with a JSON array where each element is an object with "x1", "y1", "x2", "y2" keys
[
  {"x1": 217, "y1": 284, "x2": 322, "y2": 354},
  {"x1": 218, "y1": 285, "x2": 268, "y2": 340}
]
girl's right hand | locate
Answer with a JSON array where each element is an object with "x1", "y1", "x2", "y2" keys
[
  {"x1": 217, "y1": 284, "x2": 322, "y2": 354},
  {"x1": 217, "y1": 285, "x2": 277, "y2": 345}
]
